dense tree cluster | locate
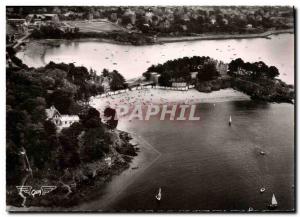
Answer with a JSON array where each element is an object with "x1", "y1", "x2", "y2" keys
[
  {"x1": 31, "y1": 25, "x2": 80, "y2": 39},
  {"x1": 6, "y1": 61, "x2": 106, "y2": 184},
  {"x1": 197, "y1": 61, "x2": 219, "y2": 81},
  {"x1": 228, "y1": 58, "x2": 280, "y2": 79},
  {"x1": 57, "y1": 108, "x2": 111, "y2": 169},
  {"x1": 144, "y1": 56, "x2": 219, "y2": 86}
]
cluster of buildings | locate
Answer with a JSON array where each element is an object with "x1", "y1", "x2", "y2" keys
[
  {"x1": 102, "y1": 6, "x2": 293, "y2": 32},
  {"x1": 7, "y1": 13, "x2": 60, "y2": 34},
  {"x1": 6, "y1": 6, "x2": 293, "y2": 39},
  {"x1": 6, "y1": 13, "x2": 62, "y2": 45}
]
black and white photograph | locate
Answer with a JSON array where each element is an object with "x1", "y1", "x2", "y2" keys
[{"x1": 5, "y1": 2, "x2": 295, "y2": 212}]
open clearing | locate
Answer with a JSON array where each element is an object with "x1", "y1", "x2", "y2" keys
[{"x1": 66, "y1": 20, "x2": 128, "y2": 33}]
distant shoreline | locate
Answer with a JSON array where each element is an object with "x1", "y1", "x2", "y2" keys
[
  {"x1": 157, "y1": 28, "x2": 294, "y2": 43},
  {"x1": 73, "y1": 28, "x2": 294, "y2": 45},
  {"x1": 19, "y1": 28, "x2": 294, "y2": 51},
  {"x1": 16, "y1": 29, "x2": 294, "y2": 65}
]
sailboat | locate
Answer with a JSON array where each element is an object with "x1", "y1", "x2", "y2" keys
[
  {"x1": 229, "y1": 115, "x2": 232, "y2": 126},
  {"x1": 155, "y1": 187, "x2": 162, "y2": 201},
  {"x1": 268, "y1": 193, "x2": 278, "y2": 209}
]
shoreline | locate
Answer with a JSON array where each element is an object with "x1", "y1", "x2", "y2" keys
[
  {"x1": 73, "y1": 130, "x2": 161, "y2": 211},
  {"x1": 7, "y1": 130, "x2": 161, "y2": 212},
  {"x1": 90, "y1": 88, "x2": 251, "y2": 113},
  {"x1": 156, "y1": 28, "x2": 294, "y2": 43},
  {"x1": 18, "y1": 28, "x2": 294, "y2": 51}
]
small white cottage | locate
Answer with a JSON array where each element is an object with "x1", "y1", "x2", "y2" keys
[{"x1": 45, "y1": 106, "x2": 79, "y2": 131}]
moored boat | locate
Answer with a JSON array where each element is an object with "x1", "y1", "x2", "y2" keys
[
  {"x1": 268, "y1": 193, "x2": 278, "y2": 209},
  {"x1": 260, "y1": 151, "x2": 266, "y2": 155},
  {"x1": 155, "y1": 187, "x2": 162, "y2": 201},
  {"x1": 260, "y1": 187, "x2": 266, "y2": 193}
]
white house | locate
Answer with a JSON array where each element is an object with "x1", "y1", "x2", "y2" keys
[
  {"x1": 246, "y1": 24, "x2": 253, "y2": 29},
  {"x1": 150, "y1": 72, "x2": 161, "y2": 84},
  {"x1": 101, "y1": 76, "x2": 111, "y2": 92},
  {"x1": 216, "y1": 61, "x2": 229, "y2": 75},
  {"x1": 45, "y1": 106, "x2": 79, "y2": 131},
  {"x1": 190, "y1": 71, "x2": 198, "y2": 79}
]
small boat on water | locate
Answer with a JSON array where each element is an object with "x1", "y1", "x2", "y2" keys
[
  {"x1": 155, "y1": 187, "x2": 162, "y2": 201},
  {"x1": 229, "y1": 115, "x2": 232, "y2": 126},
  {"x1": 260, "y1": 187, "x2": 266, "y2": 193},
  {"x1": 268, "y1": 193, "x2": 278, "y2": 209},
  {"x1": 260, "y1": 151, "x2": 266, "y2": 155}
]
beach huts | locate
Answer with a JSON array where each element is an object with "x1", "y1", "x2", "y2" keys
[{"x1": 172, "y1": 81, "x2": 188, "y2": 88}]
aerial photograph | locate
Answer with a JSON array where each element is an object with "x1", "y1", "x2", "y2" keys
[{"x1": 6, "y1": 5, "x2": 294, "y2": 212}]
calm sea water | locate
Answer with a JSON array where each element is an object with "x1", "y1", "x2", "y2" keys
[
  {"x1": 17, "y1": 35, "x2": 294, "y2": 211},
  {"x1": 17, "y1": 33, "x2": 294, "y2": 84},
  {"x1": 106, "y1": 100, "x2": 294, "y2": 211}
]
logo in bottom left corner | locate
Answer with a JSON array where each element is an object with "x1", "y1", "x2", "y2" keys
[{"x1": 16, "y1": 185, "x2": 57, "y2": 198}]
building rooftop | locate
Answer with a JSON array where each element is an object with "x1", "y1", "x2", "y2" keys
[{"x1": 60, "y1": 115, "x2": 80, "y2": 121}]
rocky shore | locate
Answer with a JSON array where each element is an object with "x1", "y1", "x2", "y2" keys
[
  {"x1": 195, "y1": 76, "x2": 294, "y2": 103},
  {"x1": 7, "y1": 130, "x2": 138, "y2": 209}
]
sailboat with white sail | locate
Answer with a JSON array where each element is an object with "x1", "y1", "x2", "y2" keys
[
  {"x1": 268, "y1": 193, "x2": 278, "y2": 209},
  {"x1": 155, "y1": 187, "x2": 162, "y2": 201},
  {"x1": 229, "y1": 115, "x2": 232, "y2": 126}
]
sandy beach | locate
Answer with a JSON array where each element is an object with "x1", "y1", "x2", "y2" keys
[
  {"x1": 62, "y1": 88, "x2": 248, "y2": 211},
  {"x1": 90, "y1": 88, "x2": 250, "y2": 113}
]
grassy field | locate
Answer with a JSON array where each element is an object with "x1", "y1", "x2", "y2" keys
[{"x1": 66, "y1": 20, "x2": 129, "y2": 33}]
